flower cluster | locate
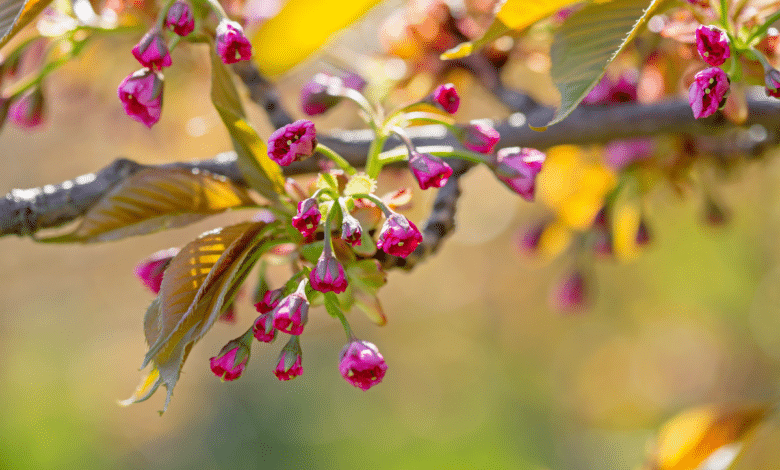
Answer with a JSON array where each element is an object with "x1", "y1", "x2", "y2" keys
[
  {"x1": 688, "y1": 25, "x2": 731, "y2": 119},
  {"x1": 117, "y1": 2, "x2": 252, "y2": 128}
]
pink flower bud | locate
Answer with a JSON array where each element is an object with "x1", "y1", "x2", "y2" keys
[
  {"x1": 408, "y1": 151, "x2": 453, "y2": 190},
  {"x1": 376, "y1": 213, "x2": 423, "y2": 258},
  {"x1": 460, "y1": 122, "x2": 500, "y2": 153},
  {"x1": 291, "y1": 197, "x2": 321, "y2": 238},
  {"x1": 165, "y1": 1, "x2": 195, "y2": 36},
  {"x1": 252, "y1": 312, "x2": 277, "y2": 343},
  {"x1": 274, "y1": 336, "x2": 303, "y2": 381},
  {"x1": 310, "y1": 253, "x2": 348, "y2": 293},
  {"x1": 765, "y1": 68, "x2": 780, "y2": 98},
  {"x1": 132, "y1": 29, "x2": 172, "y2": 70},
  {"x1": 340, "y1": 213, "x2": 362, "y2": 246},
  {"x1": 338, "y1": 340, "x2": 387, "y2": 391},
  {"x1": 210, "y1": 336, "x2": 251, "y2": 381},
  {"x1": 688, "y1": 67, "x2": 730, "y2": 119},
  {"x1": 9, "y1": 88, "x2": 44, "y2": 128},
  {"x1": 134, "y1": 247, "x2": 180, "y2": 293},
  {"x1": 300, "y1": 73, "x2": 343, "y2": 116},
  {"x1": 254, "y1": 288, "x2": 283, "y2": 314},
  {"x1": 272, "y1": 285, "x2": 309, "y2": 335},
  {"x1": 696, "y1": 25, "x2": 730, "y2": 67},
  {"x1": 117, "y1": 68, "x2": 164, "y2": 128},
  {"x1": 636, "y1": 218, "x2": 651, "y2": 246},
  {"x1": 603, "y1": 138, "x2": 653, "y2": 170},
  {"x1": 582, "y1": 73, "x2": 638, "y2": 105},
  {"x1": 431, "y1": 83, "x2": 459, "y2": 114},
  {"x1": 215, "y1": 19, "x2": 252, "y2": 64},
  {"x1": 268, "y1": 119, "x2": 317, "y2": 166},
  {"x1": 552, "y1": 269, "x2": 587, "y2": 313},
  {"x1": 493, "y1": 147, "x2": 546, "y2": 201},
  {"x1": 517, "y1": 222, "x2": 545, "y2": 256}
]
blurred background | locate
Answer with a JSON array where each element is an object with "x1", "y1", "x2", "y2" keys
[{"x1": 3, "y1": 1, "x2": 780, "y2": 469}]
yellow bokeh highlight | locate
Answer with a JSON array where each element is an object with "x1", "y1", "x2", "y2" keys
[
  {"x1": 496, "y1": 0, "x2": 582, "y2": 30},
  {"x1": 538, "y1": 145, "x2": 617, "y2": 230},
  {"x1": 252, "y1": 0, "x2": 381, "y2": 76},
  {"x1": 612, "y1": 202, "x2": 641, "y2": 261}
]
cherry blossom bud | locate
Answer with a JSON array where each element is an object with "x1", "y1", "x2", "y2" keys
[
  {"x1": 132, "y1": 29, "x2": 172, "y2": 70},
  {"x1": 431, "y1": 83, "x2": 459, "y2": 113},
  {"x1": 117, "y1": 68, "x2": 163, "y2": 128},
  {"x1": 9, "y1": 87, "x2": 45, "y2": 128},
  {"x1": 253, "y1": 312, "x2": 277, "y2": 343},
  {"x1": 695, "y1": 25, "x2": 730, "y2": 67},
  {"x1": 134, "y1": 247, "x2": 179, "y2": 293},
  {"x1": 408, "y1": 151, "x2": 453, "y2": 189},
  {"x1": 339, "y1": 340, "x2": 388, "y2": 391},
  {"x1": 552, "y1": 269, "x2": 587, "y2": 313},
  {"x1": 336, "y1": 215, "x2": 360, "y2": 249},
  {"x1": 376, "y1": 213, "x2": 423, "y2": 258},
  {"x1": 310, "y1": 252, "x2": 348, "y2": 293},
  {"x1": 274, "y1": 336, "x2": 303, "y2": 381},
  {"x1": 493, "y1": 147, "x2": 546, "y2": 201},
  {"x1": 210, "y1": 334, "x2": 252, "y2": 381},
  {"x1": 165, "y1": 1, "x2": 195, "y2": 36},
  {"x1": 688, "y1": 67, "x2": 730, "y2": 119},
  {"x1": 291, "y1": 197, "x2": 321, "y2": 238},
  {"x1": 582, "y1": 73, "x2": 637, "y2": 105},
  {"x1": 254, "y1": 288, "x2": 283, "y2": 314},
  {"x1": 268, "y1": 119, "x2": 317, "y2": 166},
  {"x1": 765, "y1": 68, "x2": 780, "y2": 98},
  {"x1": 517, "y1": 222, "x2": 546, "y2": 256},
  {"x1": 636, "y1": 218, "x2": 651, "y2": 246},
  {"x1": 272, "y1": 283, "x2": 309, "y2": 335},
  {"x1": 460, "y1": 122, "x2": 500, "y2": 153},
  {"x1": 603, "y1": 138, "x2": 653, "y2": 170},
  {"x1": 215, "y1": 19, "x2": 252, "y2": 64}
]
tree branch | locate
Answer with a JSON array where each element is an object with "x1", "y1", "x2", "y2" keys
[{"x1": 2, "y1": 92, "x2": 779, "y2": 269}]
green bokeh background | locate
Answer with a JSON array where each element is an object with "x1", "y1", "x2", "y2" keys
[{"x1": 3, "y1": 18, "x2": 780, "y2": 470}]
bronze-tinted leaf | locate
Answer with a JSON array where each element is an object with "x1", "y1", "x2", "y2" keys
[
  {"x1": 0, "y1": 0, "x2": 53, "y2": 49},
  {"x1": 47, "y1": 168, "x2": 255, "y2": 243},
  {"x1": 123, "y1": 221, "x2": 272, "y2": 413},
  {"x1": 647, "y1": 404, "x2": 768, "y2": 470}
]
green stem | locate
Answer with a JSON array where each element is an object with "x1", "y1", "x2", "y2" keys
[
  {"x1": 748, "y1": 9, "x2": 780, "y2": 45},
  {"x1": 719, "y1": 0, "x2": 730, "y2": 31},
  {"x1": 378, "y1": 144, "x2": 490, "y2": 166},
  {"x1": 350, "y1": 193, "x2": 392, "y2": 216},
  {"x1": 343, "y1": 88, "x2": 378, "y2": 132},
  {"x1": 365, "y1": 133, "x2": 387, "y2": 179},
  {"x1": 6, "y1": 36, "x2": 90, "y2": 98},
  {"x1": 389, "y1": 126, "x2": 415, "y2": 154},
  {"x1": 157, "y1": 0, "x2": 177, "y2": 29},
  {"x1": 316, "y1": 143, "x2": 357, "y2": 175}
]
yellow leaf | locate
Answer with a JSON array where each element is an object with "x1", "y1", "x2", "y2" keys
[
  {"x1": 252, "y1": 0, "x2": 381, "y2": 76},
  {"x1": 441, "y1": 0, "x2": 583, "y2": 59},
  {"x1": 0, "y1": 0, "x2": 53, "y2": 49},
  {"x1": 649, "y1": 404, "x2": 767, "y2": 470}
]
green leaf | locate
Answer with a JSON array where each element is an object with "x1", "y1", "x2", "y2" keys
[
  {"x1": 210, "y1": 51, "x2": 285, "y2": 203},
  {"x1": 540, "y1": 0, "x2": 663, "y2": 129},
  {"x1": 40, "y1": 168, "x2": 255, "y2": 243},
  {"x1": 121, "y1": 221, "x2": 273, "y2": 413},
  {"x1": 441, "y1": 0, "x2": 584, "y2": 59},
  {"x1": 0, "y1": 0, "x2": 53, "y2": 50},
  {"x1": 251, "y1": 0, "x2": 381, "y2": 76}
]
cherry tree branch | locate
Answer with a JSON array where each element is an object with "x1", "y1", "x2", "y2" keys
[{"x1": 2, "y1": 90, "x2": 779, "y2": 271}]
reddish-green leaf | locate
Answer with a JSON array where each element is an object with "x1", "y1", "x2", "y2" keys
[
  {"x1": 0, "y1": 0, "x2": 53, "y2": 49},
  {"x1": 122, "y1": 221, "x2": 273, "y2": 413},
  {"x1": 42, "y1": 168, "x2": 255, "y2": 243}
]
